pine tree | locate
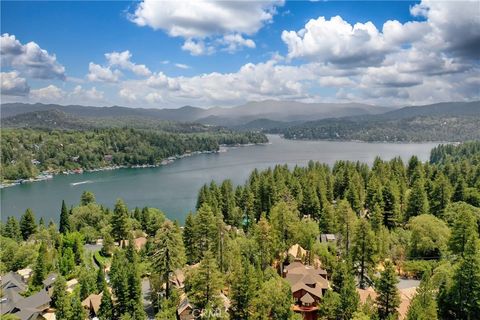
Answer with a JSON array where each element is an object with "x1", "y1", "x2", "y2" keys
[
  {"x1": 59, "y1": 200, "x2": 70, "y2": 234},
  {"x1": 110, "y1": 250, "x2": 130, "y2": 315},
  {"x1": 96, "y1": 267, "x2": 106, "y2": 293},
  {"x1": 183, "y1": 212, "x2": 195, "y2": 264},
  {"x1": 230, "y1": 259, "x2": 257, "y2": 319},
  {"x1": 31, "y1": 241, "x2": 48, "y2": 287},
  {"x1": 79, "y1": 266, "x2": 96, "y2": 300},
  {"x1": 152, "y1": 220, "x2": 186, "y2": 299},
  {"x1": 270, "y1": 201, "x2": 301, "y2": 272},
  {"x1": 336, "y1": 200, "x2": 357, "y2": 256},
  {"x1": 407, "y1": 156, "x2": 421, "y2": 186},
  {"x1": 220, "y1": 179, "x2": 236, "y2": 224},
  {"x1": 254, "y1": 215, "x2": 274, "y2": 271},
  {"x1": 452, "y1": 178, "x2": 467, "y2": 202},
  {"x1": 351, "y1": 219, "x2": 376, "y2": 289},
  {"x1": 98, "y1": 283, "x2": 114, "y2": 320},
  {"x1": 449, "y1": 208, "x2": 478, "y2": 257},
  {"x1": 446, "y1": 237, "x2": 480, "y2": 319},
  {"x1": 51, "y1": 275, "x2": 67, "y2": 309},
  {"x1": 20, "y1": 208, "x2": 36, "y2": 240},
  {"x1": 192, "y1": 203, "x2": 218, "y2": 262},
  {"x1": 301, "y1": 182, "x2": 321, "y2": 218},
  {"x1": 70, "y1": 291, "x2": 87, "y2": 320},
  {"x1": 125, "y1": 238, "x2": 146, "y2": 319},
  {"x1": 375, "y1": 260, "x2": 400, "y2": 320},
  {"x1": 332, "y1": 261, "x2": 348, "y2": 294},
  {"x1": 80, "y1": 190, "x2": 96, "y2": 205},
  {"x1": 59, "y1": 247, "x2": 75, "y2": 276},
  {"x1": 366, "y1": 175, "x2": 384, "y2": 211},
  {"x1": 318, "y1": 290, "x2": 341, "y2": 320},
  {"x1": 429, "y1": 173, "x2": 452, "y2": 217},
  {"x1": 406, "y1": 271, "x2": 437, "y2": 320},
  {"x1": 338, "y1": 271, "x2": 360, "y2": 320},
  {"x1": 370, "y1": 203, "x2": 384, "y2": 232},
  {"x1": 196, "y1": 184, "x2": 211, "y2": 209},
  {"x1": 54, "y1": 277, "x2": 71, "y2": 320},
  {"x1": 242, "y1": 188, "x2": 256, "y2": 231},
  {"x1": 406, "y1": 176, "x2": 429, "y2": 220},
  {"x1": 100, "y1": 233, "x2": 114, "y2": 257},
  {"x1": 319, "y1": 203, "x2": 338, "y2": 234},
  {"x1": 3, "y1": 216, "x2": 21, "y2": 241},
  {"x1": 112, "y1": 198, "x2": 129, "y2": 242},
  {"x1": 382, "y1": 182, "x2": 400, "y2": 229},
  {"x1": 251, "y1": 276, "x2": 294, "y2": 320},
  {"x1": 186, "y1": 250, "x2": 223, "y2": 310}
]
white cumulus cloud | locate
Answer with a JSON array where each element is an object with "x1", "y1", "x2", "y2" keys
[
  {"x1": 30, "y1": 85, "x2": 65, "y2": 101},
  {"x1": 130, "y1": 0, "x2": 283, "y2": 54},
  {"x1": 281, "y1": 16, "x2": 389, "y2": 66},
  {"x1": 71, "y1": 85, "x2": 104, "y2": 101},
  {"x1": 105, "y1": 50, "x2": 151, "y2": 76},
  {"x1": 1, "y1": 71, "x2": 30, "y2": 96},
  {"x1": 87, "y1": 62, "x2": 121, "y2": 83},
  {"x1": 1, "y1": 33, "x2": 66, "y2": 80}
]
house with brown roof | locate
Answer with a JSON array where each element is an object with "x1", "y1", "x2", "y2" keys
[
  {"x1": 284, "y1": 260, "x2": 330, "y2": 320},
  {"x1": 357, "y1": 286, "x2": 418, "y2": 320},
  {"x1": 288, "y1": 244, "x2": 308, "y2": 260},
  {"x1": 177, "y1": 294, "x2": 195, "y2": 320},
  {"x1": 82, "y1": 292, "x2": 103, "y2": 318},
  {"x1": 119, "y1": 236, "x2": 148, "y2": 251}
]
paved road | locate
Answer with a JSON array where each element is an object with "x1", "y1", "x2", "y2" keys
[{"x1": 142, "y1": 278, "x2": 155, "y2": 319}]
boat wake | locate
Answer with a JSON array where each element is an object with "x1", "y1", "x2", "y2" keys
[{"x1": 70, "y1": 180, "x2": 93, "y2": 186}]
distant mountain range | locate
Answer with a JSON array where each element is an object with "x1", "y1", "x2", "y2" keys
[
  {"x1": 2, "y1": 100, "x2": 479, "y2": 142},
  {"x1": 0, "y1": 100, "x2": 391, "y2": 127},
  {"x1": 278, "y1": 101, "x2": 480, "y2": 142}
]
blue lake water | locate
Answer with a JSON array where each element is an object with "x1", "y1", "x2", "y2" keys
[{"x1": 0, "y1": 135, "x2": 438, "y2": 223}]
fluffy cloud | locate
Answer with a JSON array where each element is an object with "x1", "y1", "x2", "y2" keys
[
  {"x1": 282, "y1": 16, "x2": 389, "y2": 66},
  {"x1": 87, "y1": 50, "x2": 151, "y2": 82},
  {"x1": 410, "y1": 0, "x2": 480, "y2": 59},
  {"x1": 119, "y1": 88, "x2": 138, "y2": 102},
  {"x1": 1, "y1": 71, "x2": 30, "y2": 96},
  {"x1": 276, "y1": 0, "x2": 479, "y2": 106},
  {"x1": 30, "y1": 85, "x2": 65, "y2": 101},
  {"x1": 71, "y1": 85, "x2": 104, "y2": 101},
  {"x1": 105, "y1": 50, "x2": 151, "y2": 76},
  {"x1": 146, "y1": 72, "x2": 180, "y2": 90},
  {"x1": 1, "y1": 33, "x2": 66, "y2": 80},
  {"x1": 118, "y1": 59, "x2": 317, "y2": 107},
  {"x1": 87, "y1": 62, "x2": 121, "y2": 83},
  {"x1": 282, "y1": 0, "x2": 480, "y2": 67},
  {"x1": 181, "y1": 39, "x2": 213, "y2": 56},
  {"x1": 220, "y1": 34, "x2": 256, "y2": 53},
  {"x1": 15, "y1": 1, "x2": 479, "y2": 108},
  {"x1": 130, "y1": 0, "x2": 283, "y2": 54}
]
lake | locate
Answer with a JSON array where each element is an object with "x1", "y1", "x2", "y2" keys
[{"x1": 0, "y1": 135, "x2": 438, "y2": 224}]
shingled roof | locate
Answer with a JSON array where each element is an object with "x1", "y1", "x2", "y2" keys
[
  {"x1": 10, "y1": 290, "x2": 51, "y2": 320},
  {"x1": 1, "y1": 271, "x2": 27, "y2": 293},
  {"x1": 284, "y1": 261, "x2": 329, "y2": 303}
]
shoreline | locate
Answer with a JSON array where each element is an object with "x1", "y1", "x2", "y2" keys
[{"x1": 0, "y1": 142, "x2": 268, "y2": 189}]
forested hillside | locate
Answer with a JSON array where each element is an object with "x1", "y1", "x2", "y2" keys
[
  {"x1": 279, "y1": 101, "x2": 480, "y2": 142},
  {"x1": 1, "y1": 128, "x2": 267, "y2": 181},
  {"x1": 0, "y1": 109, "x2": 226, "y2": 133},
  {"x1": 281, "y1": 115, "x2": 480, "y2": 142},
  {"x1": 1, "y1": 142, "x2": 479, "y2": 320}
]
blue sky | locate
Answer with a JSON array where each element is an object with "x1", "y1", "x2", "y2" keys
[{"x1": 1, "y1": 1, "x2": 478, "y2": 108}]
